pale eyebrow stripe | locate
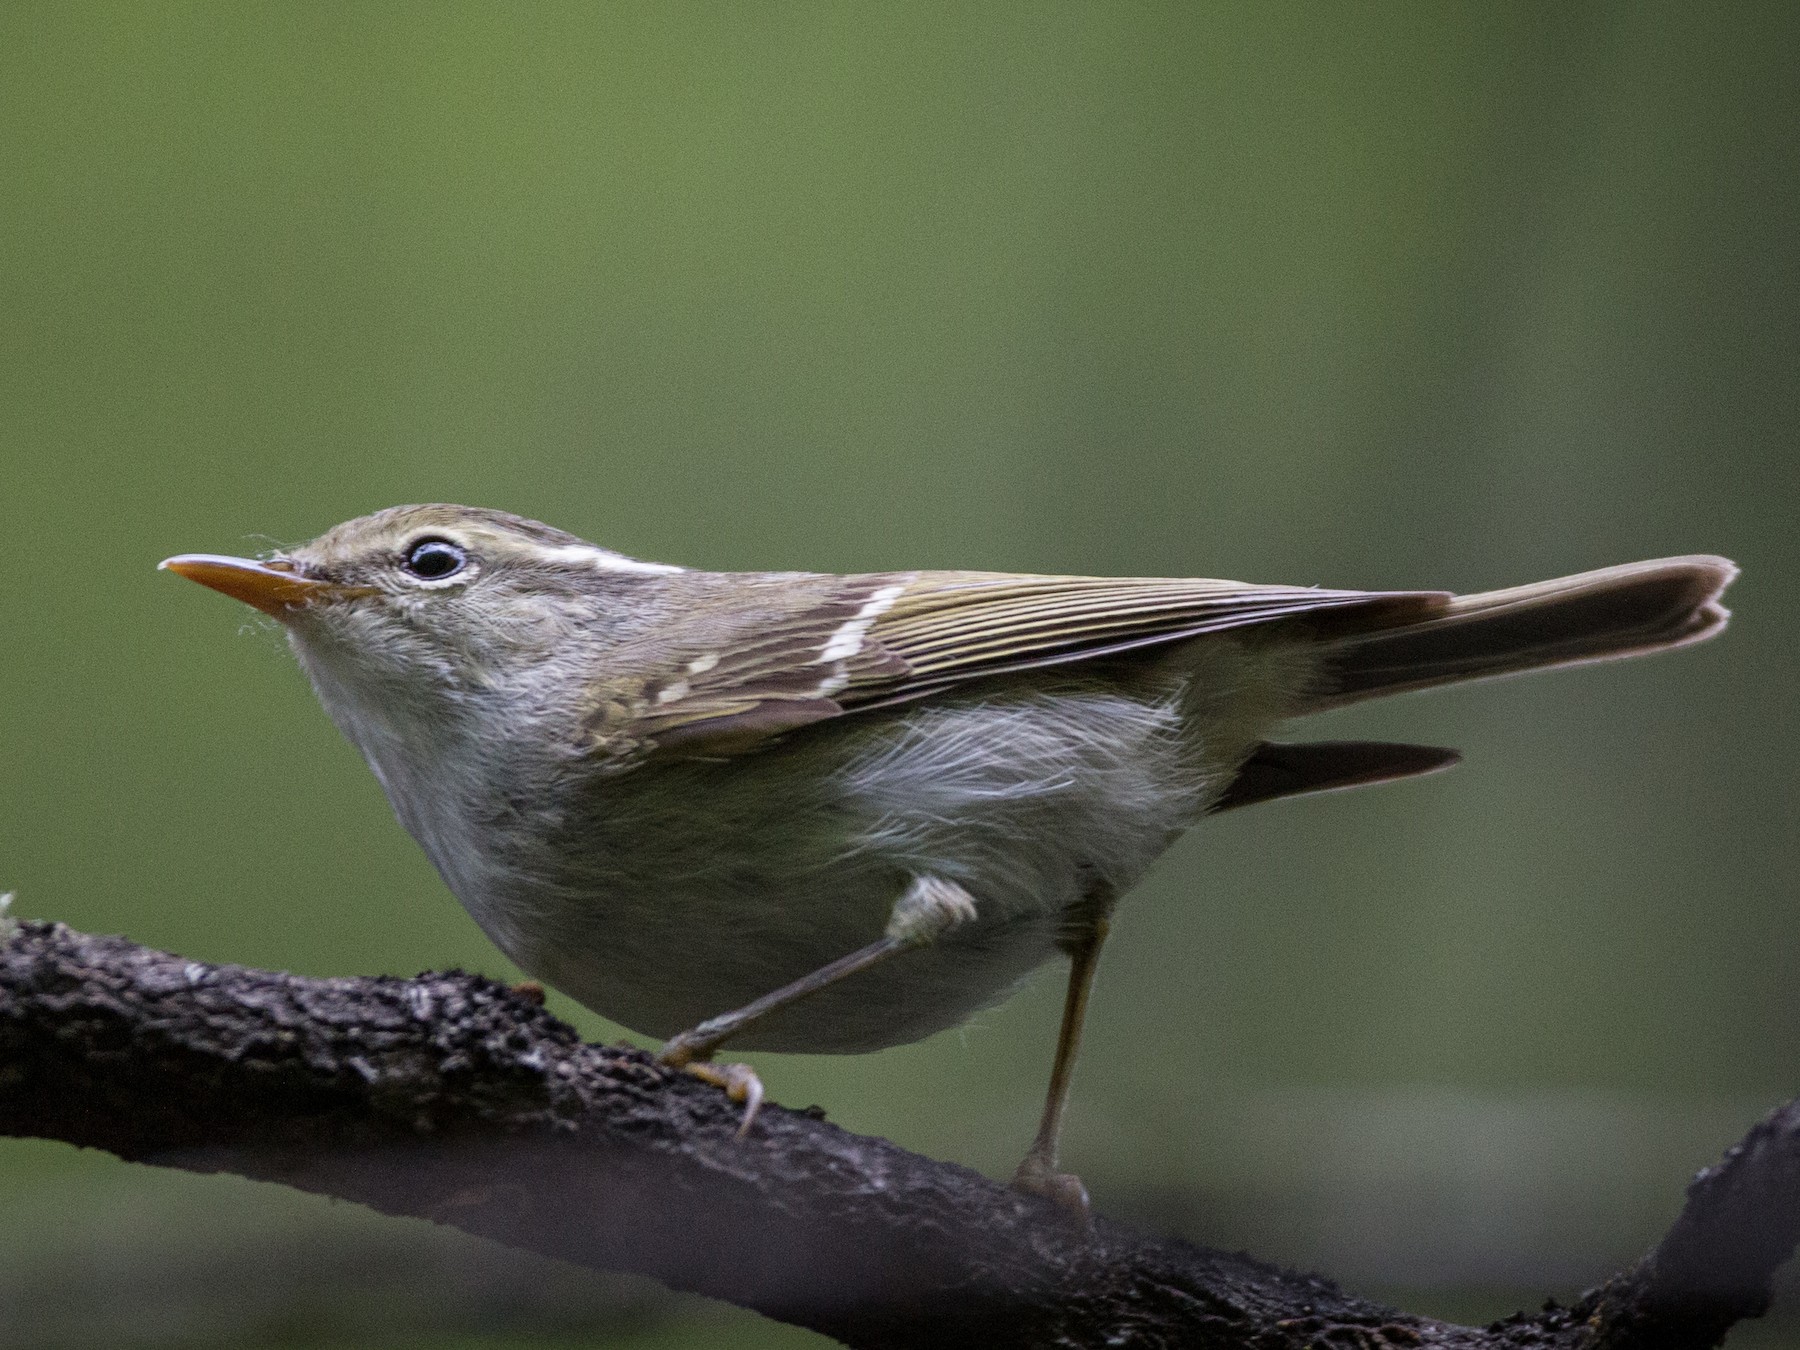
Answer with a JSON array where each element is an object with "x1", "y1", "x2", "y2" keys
[{"x1": 530, "y1": 543, "x2": 685, "y2": 576}]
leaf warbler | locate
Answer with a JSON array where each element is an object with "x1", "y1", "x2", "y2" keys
[{"x1": 163, "y1": 506, "x2": 1735, "y2": 1213}]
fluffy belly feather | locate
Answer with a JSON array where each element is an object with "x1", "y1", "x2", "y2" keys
[
  {"x1": 498, "y1": 683, "x2": 1230, "y2": 1051},
  {"x1": 328, "y1": 639, "x2": 1310, "y2": 1054}
]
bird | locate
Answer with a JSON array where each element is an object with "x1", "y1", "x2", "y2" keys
[{"x1": 161, "y1": 505, "x2": 1735, "y2": 1213}]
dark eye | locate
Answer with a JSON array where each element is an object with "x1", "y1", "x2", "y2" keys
[{"x1": 402, "y1": 538, "x2": 468, "y2": 580}]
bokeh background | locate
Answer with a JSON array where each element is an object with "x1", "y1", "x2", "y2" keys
[{"x1": 3, "y1": 5, "x2": 1796, "y2": 1347}]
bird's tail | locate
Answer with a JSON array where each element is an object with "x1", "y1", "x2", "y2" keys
[{"x1": 1309, "y1": 555, "x2": 1737, "y2": 712}]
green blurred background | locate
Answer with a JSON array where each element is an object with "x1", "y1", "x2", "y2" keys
[{"x1": 2, "y1": 4, "x2": 1796, "y2": 1347}]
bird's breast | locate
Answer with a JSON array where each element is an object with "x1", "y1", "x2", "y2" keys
[
  {"x1": 480, "y1": 683, "x2": 1236, "y2": 1050},
  {"x1": 305, "y1": 647, "x2": 1289, "y2": 1053}
]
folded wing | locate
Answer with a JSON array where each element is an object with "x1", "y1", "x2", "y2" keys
[{"x1": 622, "y1": 571, "x2": 1447, "y2": 758}]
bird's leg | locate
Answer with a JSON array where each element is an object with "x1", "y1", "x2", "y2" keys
[
  {"x1": 1012, "y1": 885, "x2": 1114, "y2": 1219},
  {"x1": 658, "y1": 875, "x2": 978, "y2": 1134}
]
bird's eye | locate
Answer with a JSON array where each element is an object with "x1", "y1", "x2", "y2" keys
[{"x1": 402, "y1": 538, "x2": 468, "y2": 580}]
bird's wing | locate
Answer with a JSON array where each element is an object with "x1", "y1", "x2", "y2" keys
[{"x1": 587, "y1": 570, "x2": 1449, "y2": 760}]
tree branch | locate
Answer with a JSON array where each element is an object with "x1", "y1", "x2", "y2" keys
[{"x1": 1, "y1": 919, "x2": 1793, "y2": 1349}]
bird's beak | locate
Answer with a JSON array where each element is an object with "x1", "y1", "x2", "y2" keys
[{"x1": 159, "y1": 554, "x2": 364, "y2": 619}]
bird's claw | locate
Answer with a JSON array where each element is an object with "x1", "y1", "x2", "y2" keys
[
  {"x1": 1012, "y1": 1155, "x2": 1093, "y2": 1227},
  {"x1": 657, "y1": 1040, "x2": 765, "y2": 1137},
  {"x1": 678, "y1": 1060, "x2": 765, "y2": 1136}
]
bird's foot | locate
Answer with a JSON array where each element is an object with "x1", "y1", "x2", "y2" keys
[
  {"x1": 657, "y1": 1036, "x2": 765, "y2": 1137},
  {"x1": 1011, "y1": 1153, "x2": 1092, "y2": 1225}
]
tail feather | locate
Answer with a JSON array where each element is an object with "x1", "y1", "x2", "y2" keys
[
  {"x1": 1314, "y1": 555, "x2": 1736, "y2": 711},
  {"x1": 1211, "y1": 740, "x2": 1462, "y2": 814}
]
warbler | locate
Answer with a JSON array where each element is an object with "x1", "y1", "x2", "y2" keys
[{"x1": 162, "y1": 506, "x2": 1735, "y2": 1212}]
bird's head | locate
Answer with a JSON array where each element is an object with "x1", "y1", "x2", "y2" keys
[{"x1": 161, "y1": 504, "x2": 685, "y2": 709}]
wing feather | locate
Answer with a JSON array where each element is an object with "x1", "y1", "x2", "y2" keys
[{"x1": 593, "y1": 571, "x2": 1448, "y2": 760}]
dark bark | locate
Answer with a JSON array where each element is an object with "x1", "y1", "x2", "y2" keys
[{"x1": 0, "y1": 918, "x2": 1793, "y2": 1350}]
